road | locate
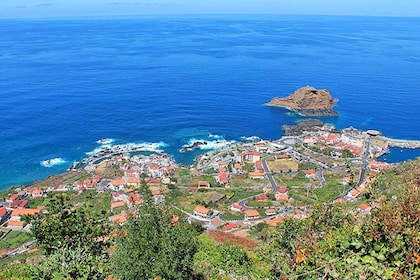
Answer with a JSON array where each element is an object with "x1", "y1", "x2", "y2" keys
[
  {"x1": 261, "y1": 155, "x2": 279, "y2": 193},
  {"x1": 356, "y1": 136, "x2": 370, "y2": 186}
]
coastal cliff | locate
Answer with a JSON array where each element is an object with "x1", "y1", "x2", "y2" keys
[{"x1": 266, "y1": 86, "x2": 339, "y2": 116}]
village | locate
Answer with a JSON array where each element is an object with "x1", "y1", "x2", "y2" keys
[{"x1": 0, "y1": 124, "x2": 398, "y2": 255}]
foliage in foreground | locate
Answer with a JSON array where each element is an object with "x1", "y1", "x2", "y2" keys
[{"x1": 0, "y1": 160, "x2": 419, "y2": 279}]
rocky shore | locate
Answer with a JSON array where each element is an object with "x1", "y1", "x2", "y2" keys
[
  {"x1": 281, "y1": 119, "x2": 324, "y2": 136},
  {"x1": 266, "y1": 86, "x2": 339, "y2": 117}
]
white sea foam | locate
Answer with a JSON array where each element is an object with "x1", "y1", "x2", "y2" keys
[
  {"x1": 208, "y1": 133, "x2": 223, "y2": 139},
  {"x1": 181, "y1": 138, "x2": 235, "y2": 152},
  {"x1": 86, "y1": 141, "x2": 168, "y2": 156},
  {"x1": 40, "y1": 158, "x2": 67, "y2": 168},
  {"x1": 240, "y1": 136, "x2": 261, "y2": 142},
  {"x1": 96, "y1": 138, "x2": 115, "y2": 145}
]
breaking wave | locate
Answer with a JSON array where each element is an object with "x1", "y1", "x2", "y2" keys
[{"x1": 40, "y1": 158, "x2": 67, "y2": 167}]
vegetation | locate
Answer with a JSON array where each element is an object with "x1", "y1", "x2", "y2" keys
[
  {"x1": 111, "y1": 184, "x2": 201, "y2": 279},
  {"x1": 1, "y1": 160, "x2": 419, "y2": 279}
]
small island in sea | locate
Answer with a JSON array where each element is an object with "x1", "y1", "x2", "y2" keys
[{"x1": 265, "y1": 86, "x2": 339, "y2": 116}]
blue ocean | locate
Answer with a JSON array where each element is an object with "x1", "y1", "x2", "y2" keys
[{"x1": 1, "y1": 15, "x2": 420, "y2": 190}]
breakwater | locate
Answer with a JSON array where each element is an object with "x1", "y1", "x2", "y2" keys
[{"x1": 381, "y1": 137, "x2": 420, "y2": 149}]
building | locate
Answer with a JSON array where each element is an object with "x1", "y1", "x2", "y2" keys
[
  {"x1": 244, "y1": 209, "x2": 260, "y2": 221},
  {"x1": 8, "y1": 208, "x2": 42, "y2": 229},
  {"x1": 239, "y1": 151, "x2": 261, "y2": 163},
  {"x1": 230, "y1": 203, "x2": 245, "y2": 212},
  {"x1": 193, "y1": 205, "x2": 213, "y2": 218},
  {"x1": 217, "y1": 173, "x2": 229, "y2": 184},
  {"x1": 255, "y1": 194, "x2": 268, "y2": 201},
  {"x1": 304, "y1": 169, "x2": 316, "y2": 179},
  {"x1": 248, "y1": 172, "x2": 265, "y2": 179},
  {"x1": 198, "y1": 181, "x2": 210, "y2": 189}
]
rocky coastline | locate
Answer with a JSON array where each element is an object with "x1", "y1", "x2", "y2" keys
[{"x1": 266, "y1": 86, "x2": 339, "y2": 117}]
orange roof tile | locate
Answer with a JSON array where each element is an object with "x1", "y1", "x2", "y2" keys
[
  {"x1": 11, "y1": 208, "x2": 40, "y2": 217},
  {"x1": 359, "y1": 204, "x2": 371, "y2": 211},
  {"x1": 111, "y1": 201, "x2": 126, "y2": 210},
  {"x1": 8, "y1": 220, "x2": 25, "y2": 227},
  {"x1": 244, "y1": 209, "x2": 260, "y2": 218},
  {"x1": 267, "y1": 216, "x2": 283, "y2": 227},
  {"x1": 8, "y1": 193, "x2": 19, "y2": 201},
  {"x1": 194, "y1": 205, "x2": 210, "y2": 215},
  {"x1": 111, "y1": 180, "x2": 125, "y2": 186}
]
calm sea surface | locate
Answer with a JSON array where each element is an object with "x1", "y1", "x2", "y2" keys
[{"x1": 1, "y1": 15, "x2": 420, "y2": 190}]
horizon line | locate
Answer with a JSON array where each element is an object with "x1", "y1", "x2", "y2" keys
[{"x1": 1, "y1": 12, "x2": 420, "y2": 20}]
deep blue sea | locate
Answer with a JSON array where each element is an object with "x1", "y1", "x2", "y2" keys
[{"x1": 1, "y1": 15, "x2": 420, "y2": 190}]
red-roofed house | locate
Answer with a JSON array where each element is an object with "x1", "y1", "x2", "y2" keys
[
  {"x1": 17, "y1": 200, "x2": 28, "y2": 209},
  {"x1": 198, "y1": 181, "x2": 210, "y2": 189},
  {"x1": 0, "y1": 207, "x2": 10, "y2": 223},
  {"x1": 111, "y1": 211, "x2": 128, "y2": 225},
  {"x1": 326, "y1": 133, "x2": 340, "y2": 144},
  {"x1": 126, "y1": 177, "x2": 140, "y2": 186},
  {"x1": 8, "y1": 208, "x2": 42, "y2": 229},
  {"x1": 265, "y1": 208, "x2": 276, "y2": 216},
  {"x1": 359, "y1": 204, "x2": 371, "y2": 213},
  {"x1": 255, "y1": 194, "x2": 268, "y2": 201},
  {"x1": 222, "y1": 222, "x2": 238, "y2": 232},
  {"x1": 217, "y1": 173, "x2": 229, "y2": 184},
  {"x1": 275, "y1": 193, "x2": 289, "y2": 202},
  {"x1": 244, "y1": 209, "x2": 260, "y2": 221},
  {"x1": 111, "y1": 201, "x2": 126, "y2": 212},
  {"x1": 248, "y1": 172, "x2": 265, "y2": 179},
  {"x1": 233, "y1": 163, "x2": 243, "y2": 174},
  {"x1": 278, "y1": 187, "x2": 289, "y2": 194},
  {"x1": 32, "y1": 189, "x2": 43, "y2": 199},
  {"x1": 129, "y1": 193, "x2": 145, "y2": 206},
  {"x1": 110, "y1": 179, "x2": 125, "y2": 191},
  {"x1": 304, "y1": 169, "x2": 316, "y2": 179},
  {"x1": 230, "y1": 203, "x2": 245, "y2": 212},
  {"x1": 266, "y1": 216, "x2": 283, "y2": 227},
  {"x1": 148, "y1": 164, "x2": 162, "y2": 178},
  {"x1": 6, "y1": 193, "x2": 20, "y2": 204},
  {"x1": 193, "y1": 205, "x2": 213, "y2": 218}
]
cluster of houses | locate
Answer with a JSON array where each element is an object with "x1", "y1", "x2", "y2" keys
[
  {"x1": 0, "y1": 188, "x2": 45, "y2": 230},
  {"x1": 303, "y1": 131, "x2": 364, "y2": 157}
]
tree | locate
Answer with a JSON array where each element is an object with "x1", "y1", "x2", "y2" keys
[
  {"x1": 111, "y1": 184, "x2": 200, "y2": 280},
  {"x1": 30, "y1": 194, "x2": 111, "y2": 279}
]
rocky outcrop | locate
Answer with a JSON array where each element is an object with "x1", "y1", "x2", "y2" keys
[
  {"x1": 282, "y1": 119, "x2": 324, "y2": 136},
  {"x1": 266, "y1": 86, "x2": 339, "y2": 116}
]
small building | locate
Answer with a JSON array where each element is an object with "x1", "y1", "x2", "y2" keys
[
  {"x1": 303, "y1": 169, "x2": 316, "y2": 179},
  {"x1": 0, "y1": 207, "x2": 10, "y2": 224},
  {"x1": 217, "y1": 173, "x2": 229, "y2": 184},
  {"x1": 265, "y1": 208, "x2": 276, "y2": 216},
  {"x1": 239, "y1": 151, "x2": 261, "y2": 163},
  {"x1": 222, "y1": 222, "x2": 238, "y2": 232},
  {"x1": 244, "y1": 209, "x2": 260, "y2": 221},
  {"x1": 8, "y1": 208, "x2": 42, "y2": 229},
  {"x1": 230, "y1": 203, "x2": 245, "y2": 212},
  {"x1": 266, "y1": 216, "x2": 283, "y2": 227},
  {"x1": 110, "y1": 180, "x2": 126, "y2": 191},
  {"x1": 359, "y1": 203, "x2": 371, "y2": 213},
  {"x1": 111, "y1": 200, "x2": 126, "y2": 212},
  {"x1": 255, "y1": 194, "x2": 268, "y2": 202},
  {"x1": 275, "y1": 193, "x2": 289, "y2": 202},
  {"x1": 6, "y1": 193, "x2": 20, "y2": 204},
  {"x1": 32, "y1": 189, "x2": 43, "y2": 199},
  {"x1": 248, "y1": 172, "x2": 265, "y2": 179},
  {"x1": 278, "y1": 187, "x2": 288, "y2": 194},
  {"x1": 198, "y1": 181, "x2": 210, "y2": 189},
  {"x1": 193, "y1": 205, "x2": 213, "y2": 218}
]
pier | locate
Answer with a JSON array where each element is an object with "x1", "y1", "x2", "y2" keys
[{"x1": 381, "y1": 137, "x2": 420, "y2": 149}]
